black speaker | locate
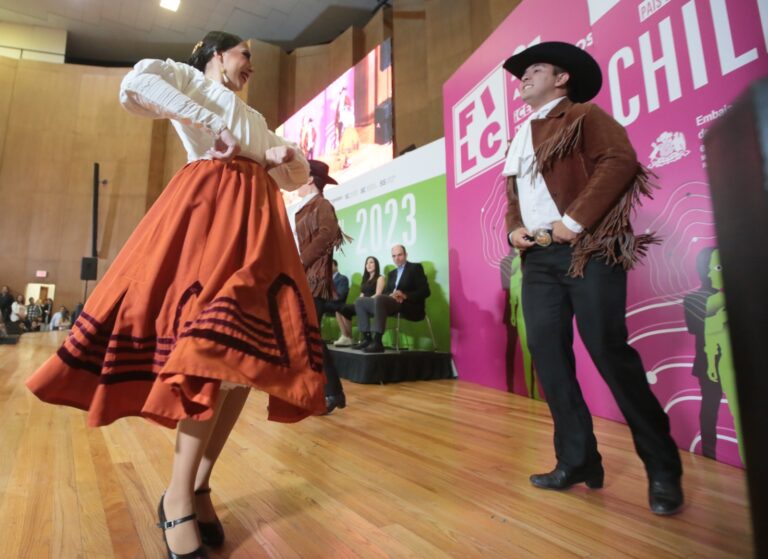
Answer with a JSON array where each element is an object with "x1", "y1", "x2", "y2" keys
[
  {"x1": 80, "y1": 257, "x2": 97, "y2": 281},
  {"x1": 705, "y1": 77, "x2": 768, "y2": 557},
  {"x1": 375, "y1": 98, "x2": 393, "y2": 145}
]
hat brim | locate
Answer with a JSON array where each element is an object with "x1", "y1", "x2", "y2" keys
[
  {"x1": 315, "y1": 175, "x2": 338, "y2": 185},
  {"x1": 308, "y1": 160, "x2": 339, "y2": 185},
  {"x1": 503, "y1": 41, "x2": 602, "y2": 103}
]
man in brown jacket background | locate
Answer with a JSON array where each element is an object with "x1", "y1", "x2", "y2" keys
[
  {"x1": 294, "y1": 160, "x2": 349, "y2": 414},
  {"x1": 502, "y1": 42, "x2": 683, "y2": 515}
]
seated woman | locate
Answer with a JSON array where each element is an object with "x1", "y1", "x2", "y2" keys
[
  {"x1": 333, "y1": 256, "x2": 385, "y2": 346},
  {"x1": 49, "y1": 306, "x2": 71, "y2": 330}
]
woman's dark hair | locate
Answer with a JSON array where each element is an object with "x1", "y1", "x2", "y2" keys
[
  {"x1": 188, "y1": 31, "x2": 243, "y2": 72},
  {"x1": 362, "y1": 256, "x2": 381, "y2": 284}
]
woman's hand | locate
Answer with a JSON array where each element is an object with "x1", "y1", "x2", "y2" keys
[
  {"x1": 207, "y1": 128, "x2": 241, "y2": 162},
  {"x1": 265, "y1": 145, "x2": 296, "y2": 169}
]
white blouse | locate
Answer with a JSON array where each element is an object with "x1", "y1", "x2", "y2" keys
[{"x1": 119, "y1": 58, "x2": 308, "y2": 191}]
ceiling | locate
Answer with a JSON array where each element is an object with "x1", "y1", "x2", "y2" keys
[{"x1": 0, "y1": 0, "x2": 386, "y2": 64}]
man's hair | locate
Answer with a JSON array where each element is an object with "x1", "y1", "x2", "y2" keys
[
  {"x1": 332, "y1": 259, "x2": 338, "y2": 267},
  {"x1": 392, "y1": 244, "x2": 407, "y2": 256},
  {"x1": 551, "y1": 64, "x2": 573, "y2": 97}
]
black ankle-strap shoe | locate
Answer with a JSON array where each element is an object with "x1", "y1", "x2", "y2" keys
[
  {"x1": 157, "y1": 494, "x2": 209, "y2": 559},
  {"x1": 194, "y1": 487, "x2": 225, "y2": 547}
]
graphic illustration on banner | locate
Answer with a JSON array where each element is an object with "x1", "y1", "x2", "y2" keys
[{"x1": 443, "y1": 0, "x2": 767, "y2": 468}]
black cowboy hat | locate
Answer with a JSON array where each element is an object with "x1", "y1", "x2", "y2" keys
[
  {"x1": 308, "y1": 159, "x2": 338, "y2": 190},
  {"x1": 503, "y1": 41, "x2": 602, "y2": 103}
]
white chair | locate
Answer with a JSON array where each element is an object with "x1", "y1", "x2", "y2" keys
[{"x1": 393, "y1": 311, "x2": 437, "y2": 351}]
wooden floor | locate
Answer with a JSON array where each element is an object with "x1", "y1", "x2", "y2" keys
[{"x1": 0, "y1": 332, "x2": 753, "y2": 558}]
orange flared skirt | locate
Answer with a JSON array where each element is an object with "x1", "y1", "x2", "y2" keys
[{"x1": 26, "y1": 158, "x2": 327, "y2": 427}]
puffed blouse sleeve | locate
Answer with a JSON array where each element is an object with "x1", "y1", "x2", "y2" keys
[
  {"x1": 119, "y1": 58, "x2": 227, "y2": 136},
  {"x1": 266, "y1": 138, "x2": 310, "y2": 191}
]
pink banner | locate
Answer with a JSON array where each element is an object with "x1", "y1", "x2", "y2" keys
[{"x1": 444, "y1": 0, "x2": 768, "y2": 467}]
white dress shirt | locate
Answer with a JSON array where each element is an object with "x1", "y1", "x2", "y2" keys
[
  {"x1": 502, "y1": 96, "x2": 582, "y2": 233},
  {"x1": 120, "y1": 59, "x2": 308, "y2": 190},
  {"x1": 394, "y1": 265, "x2": 405, "y2": 289}
]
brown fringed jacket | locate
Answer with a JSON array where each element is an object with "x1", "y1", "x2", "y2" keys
[
  {"x1": 505, "y1": 98, "x2": 658, "y2": 277},
  {"x1": 295, "y1": 195, "x2": 349, "y2": 299}
]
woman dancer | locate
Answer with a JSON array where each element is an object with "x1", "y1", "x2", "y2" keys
[{"x1": 26, "y1": 31, "x2": 326, "y2": 558}]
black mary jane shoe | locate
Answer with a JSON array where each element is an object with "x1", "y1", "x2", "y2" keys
[
  {"x1": 529, "y1": 466, "x2": 605, "y2": 490},
  {"x1": 194, "y1": 487, "x2": 225, "y2": 547},
  {"x1": 157, "y1": 494, "x2": 209, "y2": 559}
]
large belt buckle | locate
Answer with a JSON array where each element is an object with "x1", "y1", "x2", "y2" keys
[{"x1": 532, "y1": 228, "x2": 553, "y2": 247}]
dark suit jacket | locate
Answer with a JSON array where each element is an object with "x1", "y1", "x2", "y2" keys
[
  {"x1": 384, "y1": 261, "x2": 430, "y2": 320},
  {"x1": 332, "y1": 272, "x2": 349, "y2": 303}
]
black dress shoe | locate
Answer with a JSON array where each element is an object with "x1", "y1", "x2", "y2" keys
[
  {"x1": 194, "y1": 488, "x2": 224, "y2": 547},
  {"x1": 324, "y1": 393, "x2": 347, "y2": 414},
  {"x1": 157, "y1": 494, "x2": 209, "y2": 559},
  {"x1": 529, "y1": 467, "x2": 604, "y2": 490},
  {"x1": 350, "y1": 339, "x2": 370, "y2": 350},
  {"x1": 362, "y1": 340, "x2": 385, "y2": 353},
  {"x1": 648, "y1": 479, "x2": 684, "y2": 515}
]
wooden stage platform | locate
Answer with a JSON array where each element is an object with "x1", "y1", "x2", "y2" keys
[{"x1": 0, "y1": 332, "x2": 753, "y2": 558}]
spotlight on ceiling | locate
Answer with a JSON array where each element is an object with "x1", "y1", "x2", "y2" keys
[{"x1": 160, "y1": 0, "x2": 180, "y2": 12}]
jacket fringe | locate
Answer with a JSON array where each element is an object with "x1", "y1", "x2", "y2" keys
[
  {"x1": 529, "y1": 111, "x2": 659, "y2": 278},
  {"x1": 535, "y1": 113, "x2": 585, "y2": 176},
  {"x1": 568, "y1": 166, "x2": 661, "y2": 278},
  {"x1": 334, "y1": 229, "x2": 353, "y2": 251}
]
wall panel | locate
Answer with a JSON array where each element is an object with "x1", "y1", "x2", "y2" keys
[{"x1": 0, "y1": 61, "x2": 153, "y2": 309}]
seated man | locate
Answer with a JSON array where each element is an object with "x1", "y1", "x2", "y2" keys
[
  {"x1": 352, "y1": 244, "x2": 430, "y2": 353},
  {"x1": 321, "y1": 259, "x2": 349, "y2": 316}
]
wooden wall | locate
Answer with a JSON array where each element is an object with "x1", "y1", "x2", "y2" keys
[
  {"x1": 0, "y1": 59, "x2": 156, "y2": 310},
  {"x1": 392, "y1": 0, "x2": 523, "y2": 153},
  {"x1": 0, "y1": 0, "x2": 522, "y2": 310}
]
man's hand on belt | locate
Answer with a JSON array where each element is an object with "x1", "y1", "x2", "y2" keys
[
  {"x1": 509, "y1": 227, "x2": 536, "y2": 250},
  {"x1": 552, "y1": 220, "x2": 578, "y2": 244}
]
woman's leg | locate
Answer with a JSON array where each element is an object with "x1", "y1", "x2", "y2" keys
[
  {"x1": 336, "y1": 312, "x2": 351, "y2": 338},
  {"x1": 193, "y1": 386, "x2": 250, "y2": 522},
  {"x1": 162, "y1": 395, "x2": 227, "y2": 554}
]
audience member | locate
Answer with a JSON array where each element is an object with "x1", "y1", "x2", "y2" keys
[
  {"x1": 71, "y1": 302, "x2": 84, "y2": 325},
  {"x1": 320, "y1": 259, "x2": 349, "y2": 317},
  {"x1": 10, "y1": 295, "x2": 28, "y2": 333},
  {"x1": 42, "y1": 298, "x2": 54, "y2": 326},
  {"x1": 333, "y1": 256, "x2": 385, "y2": 347},
  {"x1": 27, "y1": 297, "x2": 43, "y2": 325},
  {"x1": 352, "y1": 245, "x2": 430, "y2": 353},
  {"x1": 0, "y1": 285, "x2": 13, "y2": 323},
  {"x1": 50, "y1": 306, "x2": 71, "y2": 330},
  {"x1": 315, "y1": 259, "x2": 350, "y2": 343}
]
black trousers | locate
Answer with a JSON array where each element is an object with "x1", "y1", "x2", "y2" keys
[
  {"x1": 355, "y1": 295, "x2": 402, "y2": 334},
  {"x1": 314, "y1": 297, "x2": 344, "y2": 397},
  {"x1": 522, "y1": 244, "x2": 682, "y2": 481}
]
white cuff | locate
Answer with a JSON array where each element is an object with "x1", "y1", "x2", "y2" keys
[
  {"x1": 562, "y1": 214, "x2": 584, "y2": 234},
  {"x1": 268, "y1": 157, "x2": 310, "y2": 191}
]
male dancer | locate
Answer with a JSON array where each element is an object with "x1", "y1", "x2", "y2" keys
[{"x1": 502, "y1": 42, "x2": 683, "y2": 515}]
